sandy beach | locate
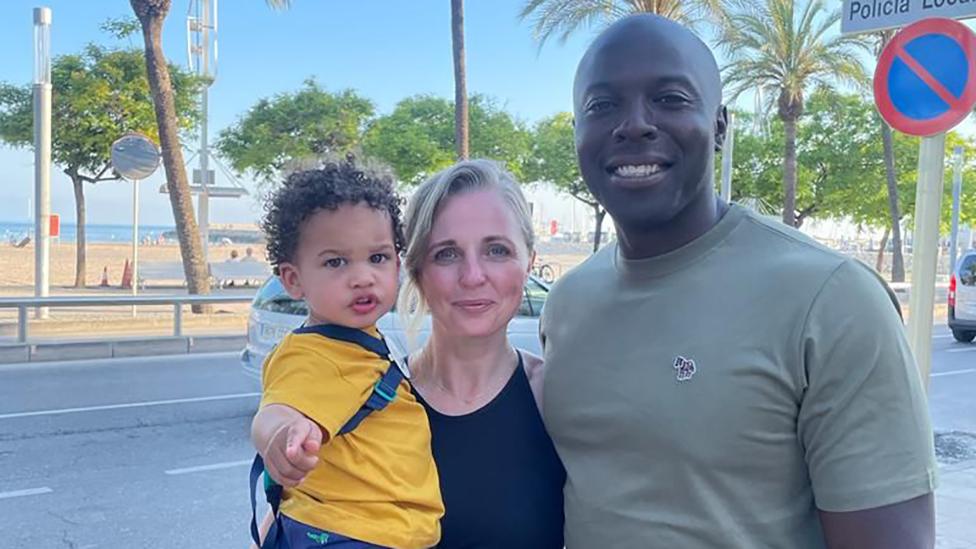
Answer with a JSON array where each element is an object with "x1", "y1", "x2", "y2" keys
[
  {"x1": 0, "y1": 240, "x2": 591, "y2": 292},
  {"x1": 0, "y1": 241, "x2": 268, "y2": 291}
]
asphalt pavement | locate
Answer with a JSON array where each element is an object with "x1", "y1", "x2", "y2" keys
[
  {"x1": 928, "y1": 324, "x2": 976, "y2": 435},
  {"x1": 0, "y1": 333, "x2": 973, "y2": 548},
  {"x1": 0, "y1": 352, "x2": 261, "y2": 548}
]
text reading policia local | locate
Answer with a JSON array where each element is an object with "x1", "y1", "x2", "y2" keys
[{"x1": 850, "y1": 0, "x2": 976, "y2": 21}]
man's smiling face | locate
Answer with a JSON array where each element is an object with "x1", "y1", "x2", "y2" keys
[{"x1": 573, "y1": 16, "x2": 726, "y2": 234}]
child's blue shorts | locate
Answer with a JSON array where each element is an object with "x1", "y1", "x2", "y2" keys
[{"x1": 279, "y1": 515, "x2": 391, "y2": 548}]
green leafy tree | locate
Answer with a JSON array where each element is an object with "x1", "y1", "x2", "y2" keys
[
  {"x1": 727, "y1": 114, "x2": 787, "y2": 209},
  {"x1": 940, "y1": 134, "x2": 976, "y2": 237},
  {"x1": 518, "y1": 0, "x2": 727, "y2": 45},
  {"x1": 363, "y1": 94, "x2": 530, "y2": 186},
  {"x1": 216, "y1": 80, "x2": 375, "y2": 185},
  {"x1": 875, "y1": 29, "x2": 907, "y2": 281},
  {"x1": 524, "y1": 112, "x2": 609, "y2": 252},
  {"x1": 0, "y1": 44, "x2": 200, "y2": 287},
  {"x1": 731, "y1": 93, "x2": 916, "y2": 227},
  {"x1": 717, "y1": 0, "x2": 870, "y2": 227}
]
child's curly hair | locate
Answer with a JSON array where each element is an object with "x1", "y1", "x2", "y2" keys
[{"x1": 261, "y1": 156, "x2": 405, "y2": 276}]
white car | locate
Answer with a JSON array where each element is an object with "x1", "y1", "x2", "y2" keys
[
  {"x1": 240, "y1": 275, "x2": 550, "y2": 382},
  {"x1": 949, "y1": 250, "x2": 976, "y2": 343}
]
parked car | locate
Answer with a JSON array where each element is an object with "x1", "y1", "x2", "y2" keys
[
  {"x1": 240, "y1": 275, "x2": 550, "y2": 383},
  {"x1": 949, "y1": 249, "x2": 976, "y2": 343}
]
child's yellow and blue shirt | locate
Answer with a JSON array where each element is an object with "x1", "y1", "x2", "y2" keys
[{"x1": 260, "y1": 325, "x2": 443, "y2": 549}]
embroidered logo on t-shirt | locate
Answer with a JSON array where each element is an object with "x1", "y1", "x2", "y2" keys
[{"x1": 673, "y1": 356, "x2": 697, "y2": 382}]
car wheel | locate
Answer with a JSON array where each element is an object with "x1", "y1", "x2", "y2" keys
[{"x1": 952, "y1": 329, "x2": 976, "y2": 343}]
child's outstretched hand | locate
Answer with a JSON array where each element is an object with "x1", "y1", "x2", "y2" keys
[{"x1": 262, "y1": 415, "x2": 322, "y2": 487}]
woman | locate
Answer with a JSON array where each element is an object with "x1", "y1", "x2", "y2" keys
[{"x1": 252, "y1": 159, "x2": 565, "y2": 548}]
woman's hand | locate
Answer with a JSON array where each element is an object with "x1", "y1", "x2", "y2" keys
[{"x1": 251, "y1": 404, "x2": 323, "y2": 487}]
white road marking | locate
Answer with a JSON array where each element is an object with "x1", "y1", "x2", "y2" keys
[
  {"x1": 933, "y1": 334, "x2": 953, "y2": 339},
  {"x1": 0, "y1": 392, "x2": 259, "y2": 420},
  {"x1": 931, "y1": 368, "x2": 976, "y2": 378},
  {"x1": 947, "y1": 347, "x2": 976, "y2": 354},
  {"x1": 165, "y1": 459, "x2": 252, "y2": 476},
  {"x1": 0, "y1": 487, "x2": 53, "y2": 500}
]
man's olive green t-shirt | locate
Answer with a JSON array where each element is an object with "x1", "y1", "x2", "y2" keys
[{"x1": 541, "y1": 204, "x2": 937, "y2": 548}]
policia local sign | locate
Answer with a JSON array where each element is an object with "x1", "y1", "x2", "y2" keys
[{"x1": 843, "y1": 0, "x2": 976, "y2": 34}]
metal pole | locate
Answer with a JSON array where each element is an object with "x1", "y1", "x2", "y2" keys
[
  {"x1": 197, "y1": 0, "x2": 211, "y2": 261},
  {"x1": 132, "y1": 179, "x2": 139, "y2": 317},
  {"x1": 906, "y1": 133, "x2": 946, "y2": 390},
  {"x1": 173, "y1": 303, "x2": 183, "y2": 337},
  {"x1": 18, "y1": 305, "x2": 28, "y2": 343},
  {"x1": 33, "y1": 7, "x2": 51, "y2": 320},
  {"x1": 720, "y1": 112, "x2": 735, "y2": 201},
  {"x1": 949, "y1": 146, "x2": 963, "y2": 274}
]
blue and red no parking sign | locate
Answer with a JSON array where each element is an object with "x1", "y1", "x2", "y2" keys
[{"x1": 875, "y1": 18, "x2": 976, "y2": 137}]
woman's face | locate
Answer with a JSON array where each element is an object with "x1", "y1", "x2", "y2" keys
[{"x1": 418, "y1": 189, "x2": 532, "y2": 340}]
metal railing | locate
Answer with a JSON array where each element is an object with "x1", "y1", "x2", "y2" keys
[{"x1": 0, "y1": 295, "x2": 253, "y2": 343}]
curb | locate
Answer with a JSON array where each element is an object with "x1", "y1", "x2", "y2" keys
[{"x1": 0, "y1": 334, "x2": 245, "y2": 364}]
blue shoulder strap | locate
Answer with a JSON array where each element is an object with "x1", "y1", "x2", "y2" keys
[{"x1": 248, "y1": 325, "x2": 404, "y2": 548}]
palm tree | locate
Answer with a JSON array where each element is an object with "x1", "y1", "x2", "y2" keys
[
  {"x1": 877, "y1": 29, "x2": 906, "y2": 282},
  {"x1": 130, "y1": 0, "x2": 209, "y2": 306},
  {"x1": 451, "y1": 0, "x2": 469, "y2": 160},
  {"x1": 717, "y1": 0, "x2": 870, "y2": 227},
  {"x1": 129, "y1": 0, "x2": 289, "y2": 309},
  {"x1": 519, "y1": 0, "x2": 727, "y2": 46}
]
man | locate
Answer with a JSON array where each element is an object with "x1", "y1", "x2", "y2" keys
[{"x1": 540, "y1": 14, "x2": 937, "y2": 548}]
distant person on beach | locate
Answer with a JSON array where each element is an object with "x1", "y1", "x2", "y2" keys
[
  {"x1": 227, "y1": 249, "x2": 241, "y2": 262},
  {"x1": 243, "y1": 247, "x2": 259, "y2": 262}
]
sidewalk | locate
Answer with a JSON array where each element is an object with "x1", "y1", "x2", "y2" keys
[
  {"x1": 937, "y1": 458, "x2": 976, "y2": 548},
  {"x1": 936, "y1": 431, "x2": 976, "y2": 548}
]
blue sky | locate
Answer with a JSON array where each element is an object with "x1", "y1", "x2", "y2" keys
[{"x1": 0, "y1": 0, "x2": 599, "y2": 226}]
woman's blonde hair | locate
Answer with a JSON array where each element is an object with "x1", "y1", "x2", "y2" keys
[{"x1": 397, "y1": 159, "x2": 535, "y2": 351}]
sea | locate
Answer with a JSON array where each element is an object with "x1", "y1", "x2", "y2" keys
[{"x1": 0, "y1": 221, "x2": 175, "y2": 244}]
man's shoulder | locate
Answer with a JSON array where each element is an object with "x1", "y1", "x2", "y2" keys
[
  {"x1": 732, "y1": 207, "x2": 898, "y2": 310},
  {"x1": 737, "y1": 208, "x2": 840, "y2": 259},
  {"x1": 733, "y1": 208, "x2": 861, "y2": 276}
]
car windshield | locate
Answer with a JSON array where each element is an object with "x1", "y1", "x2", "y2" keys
[
  {"x1": 961, "y1": 255, "x2": 976, "y2": 286},
  {"x1": 252, "y1": 277, "x2": 309, "y2": 316}
]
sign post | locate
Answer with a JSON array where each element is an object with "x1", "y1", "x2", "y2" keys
[
  {"x1": 111, "y1": 134, "x2": 161, "y2": 317},
  {"x1": 907, "y1": 134, "x2": 946, "y2": 387},
  {"x1": 873, "y1": 17, "x2": 976, "y2": 387}
]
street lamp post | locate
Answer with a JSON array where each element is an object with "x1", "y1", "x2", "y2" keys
[{"x1": 33, "y1": 6, "x2": 52, "y2": 320}]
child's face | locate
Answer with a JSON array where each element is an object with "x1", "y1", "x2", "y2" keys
[{"x1": 278, "y1": 202, "x2": 399, "y2": 329}]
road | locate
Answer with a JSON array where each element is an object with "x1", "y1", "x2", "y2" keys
[
  {"x1": 929, "y1": 325, "x2": 976, "y2": 435},
  {"x1": 0, "y1": 352, "x2": 260, "y2": 548},
  {"x1": 0, "y1": 333, "x2": 973, "y2": 548}
]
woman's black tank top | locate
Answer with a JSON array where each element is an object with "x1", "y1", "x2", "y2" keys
[{"x1": 412, "y1": 353, "x2": 565, "y2": 549}]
